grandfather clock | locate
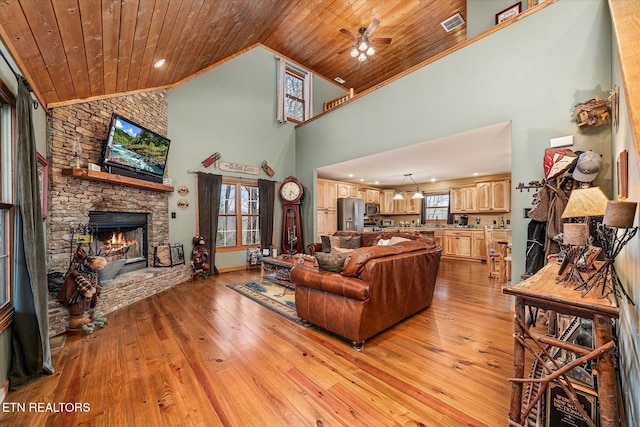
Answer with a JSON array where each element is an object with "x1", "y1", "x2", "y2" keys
[{"x1": 279, "y1": 176, "x2": 304, "y2": 254}]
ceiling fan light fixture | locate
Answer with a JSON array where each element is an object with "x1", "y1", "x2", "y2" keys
[
  {"x1": 358, "y1": 40, "x2": 368, "y2": 51},
  {"x1": 366, "y1": 46, "x2": 375, "y2": 56},
  {"x1": 358, "y1": 52, "x2": 367, "y2": 62},
  {"x1": 350, "y1": 47, "x2": 359, "y2": 58}
]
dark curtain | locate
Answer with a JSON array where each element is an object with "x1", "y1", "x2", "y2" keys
[
  {"x1": 258, "y1": 179, "x2": 276, "y2": 250},
  {"x1": 9, "y1": 77, "x2": 54, "y2": 389},
  {"x1": 197, "y1": 172, "x2": 222, "y2": 275}
]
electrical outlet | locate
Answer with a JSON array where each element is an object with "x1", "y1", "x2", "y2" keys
[{"x1": 171, "y1": 212, "x2": 176, "y2": 219}]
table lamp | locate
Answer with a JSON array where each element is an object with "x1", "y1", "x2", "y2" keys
[
  {"x1": 558, "y1": 187, "x2": 608, "y2": 287},
  {"x1": 583, "y1": 200, "x2": 638, "y2": 304},
  {"x1": 557, "y1": 223, "x2": 589, "y2": 287}
]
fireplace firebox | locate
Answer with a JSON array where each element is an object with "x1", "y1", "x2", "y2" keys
[{"x1": 89, "y1": 211, "x2": 148, "y2": 275}]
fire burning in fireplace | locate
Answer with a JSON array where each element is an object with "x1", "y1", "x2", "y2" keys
[{"x1": 102, "y1": 231, "x2": 140, "y2": 260}]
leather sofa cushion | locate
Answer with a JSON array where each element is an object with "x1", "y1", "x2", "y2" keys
[{"x1": 341, "y1": 240, "x2": 430, "y2": 277}]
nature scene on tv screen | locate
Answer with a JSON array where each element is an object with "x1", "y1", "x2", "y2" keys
[{"x1": 108, "y1": 117, "x2": 170, "y2": 175}]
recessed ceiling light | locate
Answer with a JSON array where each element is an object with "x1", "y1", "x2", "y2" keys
[
  {"x1": 431, "y1": 178, "x2": 436, "y2": 182},
  {"x1": 334, "y1": 77, "x2": 346, "y2": 84},
  {"x1": 374, "y1": 181, "x2": 379, "y2": 185},
  {"x1": 348, "y1": 174, "x2": 354, "y2": 178},
  {"x1": 473, "y1": 172, "x2": 479, "y2": 176},
  {"x1": 359, "y1": 178, "x2": 364, "y2": 182},
  {"x1": 154, "y1": 59, "x2": 166, "y2": 68}
]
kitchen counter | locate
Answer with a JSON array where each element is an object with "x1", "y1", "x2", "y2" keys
[{"x1": 377, "y1": 226, "x2": 511, "y2": 232}]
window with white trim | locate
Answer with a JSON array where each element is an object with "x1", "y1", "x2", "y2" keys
[
  {"x1": 424, "y1": 193, "x2": 450, "y2": 221},
  {"x1": 217, "y1": 179, "x2": 260, "y2": 250},
  {"x1": 276, "y1": 58, "x2": 312, "y2": 123}
]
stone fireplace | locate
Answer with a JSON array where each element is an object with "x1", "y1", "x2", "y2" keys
[{"x1": 46, "y1": 91, "x2": 192, "y2": 337}]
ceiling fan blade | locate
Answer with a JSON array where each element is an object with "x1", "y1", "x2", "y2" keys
[
  {"x1": 364, "y1": 18, "x2": 380, "y2": 37},
  {"x1": 371, "y1": 37, "x2": 392, "y2": 45},
  {"x1": 340, "y1": 28, "x2": 357, "y2": 39}
]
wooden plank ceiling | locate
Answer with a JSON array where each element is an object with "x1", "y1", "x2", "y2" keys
[{"x1": 0, "y1": 0, "x2": 466, "y2": 109}]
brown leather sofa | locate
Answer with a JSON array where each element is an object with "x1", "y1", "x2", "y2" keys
[{"x1": 290, "y1": 231, "x2": 442, "y2": 350}]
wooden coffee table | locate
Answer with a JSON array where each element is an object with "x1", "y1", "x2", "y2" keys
[{"x1": 260, "y1": 254, "x2": 317, "y2": 289}]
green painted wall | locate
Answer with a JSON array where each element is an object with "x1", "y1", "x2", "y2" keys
[
  {"x1": 167, "y1": 46, "x2": 342, "y2": 269},
  {"x1": 467, "y1": 0, "x2": 529, "y2": 38},
  {"x1": 295, "y1": 0, "x2": 612, "y2": 284},
  {"x1": 611, "y1": 28, "x2": 640, "y2": 426}
]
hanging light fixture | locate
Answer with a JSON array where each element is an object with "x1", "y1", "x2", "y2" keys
[
  {"x1": 352, "y1": 27, "x2": 376, "y2": 62},
  {"x1": 392, "y1": 174, "x2": 424, "y2": 200}
]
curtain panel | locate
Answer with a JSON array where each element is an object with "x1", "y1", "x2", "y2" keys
[
  {"x1": 9, "y1": 77, "x2": 53, "y2": 389},
  {"x1": 258, "y1": 179, "x2": 276, "y2": 250},
  {"x1": 197, "y1": 173, "x2": 222, "y2": 275}
]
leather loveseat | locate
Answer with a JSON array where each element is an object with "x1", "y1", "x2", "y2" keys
[{"x1": 290, "y1": 231, "x2": 442, "y2": 350}]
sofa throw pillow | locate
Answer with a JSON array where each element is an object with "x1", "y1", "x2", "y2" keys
[
  {"x1": 320, "y1": 235, "x2": 332, "y2": 253},
  {"x1": 377, "y1": 238, "x2": 391, "y2": 246},
  {"x1": 329, "y1": 235, "x2": 341, "y2": 250},
  {"x1": 389, "y1": 236, "x2": 411, "y2": 245},
  {"x1": 339, "y1": 235, "x2": 361, "y2": 249},
  {"x1": 315, "y1": 251, "x2": 351, "y2": 273}
]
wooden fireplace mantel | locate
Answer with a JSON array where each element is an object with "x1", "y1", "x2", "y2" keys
[{"x1": 61, "y1": 168, "x2": 174, "y2": 192}]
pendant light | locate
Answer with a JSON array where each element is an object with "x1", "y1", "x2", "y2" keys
[{"x1": 392, "y1": 174, "x2": 424, "y2": 200}]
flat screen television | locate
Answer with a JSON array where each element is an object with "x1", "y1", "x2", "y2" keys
[{"x1": 101, "y1": 114, "x2": 171, "y2": 183}]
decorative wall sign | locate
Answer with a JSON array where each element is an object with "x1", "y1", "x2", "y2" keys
[
  {"x1": 177, "y1": 199, "x2": 189, "y2": 210},
  {"x1": 177, "y1": 185, "x2": 189, "y2": 196},
  {"x1": 496, "y1": 2, "x2": 521, "y2": 24},
  {"x1": 218, "y1": 161, "x2": 260, "y2": 176}
]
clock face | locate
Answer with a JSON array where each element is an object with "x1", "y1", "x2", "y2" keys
[{"x1": 281, "y1": 181, "x2": 301, "y2": 202}]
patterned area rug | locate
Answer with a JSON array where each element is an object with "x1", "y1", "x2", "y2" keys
[{"x1": 227, "y1": 281, "x2": 302, "y2": 324}]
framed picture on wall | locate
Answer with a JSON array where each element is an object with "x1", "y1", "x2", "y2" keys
[
  {"x1": 496, "y1": 2, "x2": 522, "y2": 24},
  {"x1": 37, "y1": 153, "x2": 48, "y2": 219}
]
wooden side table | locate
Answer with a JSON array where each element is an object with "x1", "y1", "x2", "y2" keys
[{"x1": 503, "y1": 262, "x2": 620, "y2": 427}]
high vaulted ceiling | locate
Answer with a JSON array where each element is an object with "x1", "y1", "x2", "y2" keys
[{"x1": 0, "y1": 0, "x2": 466, "y2": 109}]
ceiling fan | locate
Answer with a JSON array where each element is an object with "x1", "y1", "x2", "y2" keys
[{"x1": 338, "y1": 19, "x2": 392, "y2": 61}]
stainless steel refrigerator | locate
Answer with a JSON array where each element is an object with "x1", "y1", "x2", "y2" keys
[{"x1": 337, "y1": 198, "x2": 364, "y2": 232}]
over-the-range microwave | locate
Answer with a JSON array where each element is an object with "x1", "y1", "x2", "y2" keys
[{"x1": 365, "y1": 203, "x2": 380, "y2": 216}]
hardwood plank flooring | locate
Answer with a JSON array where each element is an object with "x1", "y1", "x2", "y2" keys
[{"x1": 0, "y1": 259, "x2": 516, "y2": 426}]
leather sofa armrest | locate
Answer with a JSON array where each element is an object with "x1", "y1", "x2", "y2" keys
[
  {"x1": 290, "y1": 265, "x2": 369, "y2": 301},
  {"x1": 306, "y1": 243, "x2": 322, "y2": 255}
]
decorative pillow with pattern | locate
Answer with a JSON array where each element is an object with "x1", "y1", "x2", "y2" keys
[
  {"x1": 315, "y1": 251, "x2": 351, "y2": 273},
  {"x1": 339, "y1": 235, "x2": 361, "y2": 249}
]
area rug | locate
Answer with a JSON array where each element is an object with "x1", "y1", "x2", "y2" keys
[{"x1": 227, "y1": 281, "x2": 302, "y2": 324}]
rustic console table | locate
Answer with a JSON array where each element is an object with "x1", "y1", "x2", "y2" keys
[
  {"x1": 503, "y1": 262, "x2": 620, "y2": 427},
  {"x1": 260, "y1": 254, "x2": 317, "y2": 289}
]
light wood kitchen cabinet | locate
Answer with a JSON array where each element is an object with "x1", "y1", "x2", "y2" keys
[
  {"x1": 476, "y1": 180, "x2": 511, "y2": 212},
  {"x1": 394, "y1": 192, "x2": 421, "y2": 214},
  {"x1": 472, "y1": 231, "x2": 486, "y2": 259},
  {"x1": 380, "y1": 190, "x2": 396, "y2": 214},
  {"x1": 357, "y1": 189, "x2": 366, "y2": 200},
  {"x1": 365, "y1": 189, "x2": 380, "y2": 204},
  {"x1": 337, "y1": 182, "x2": 358, "y2": 198},
  {"x1": 450, "y1": 185, "x2": 477, "y2": 213},
  {"x1": 433, "y1": 230, "x2": 444, "y2": 248},
  {"x1": 443, "y1": 230, "x2": 472, "y2": 257},
  {"x1": 317, "y1": 179, "x2": 337, "y2": 211},
  {"x1": 317, "y1": 179, "x2": 338, "y2": 239}
]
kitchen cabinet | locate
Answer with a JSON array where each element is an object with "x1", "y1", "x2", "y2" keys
[
  {"x1": 394, "y1": 192, "x2": 421, "y2": 214},
  {"x1": 317, "y1": 179, "x2": 338, "y2": 239},
  {"x1": 476, "y1": 180, "x2": 510, "y2": 212},
  {"x1": 357, "y1": 189, "x2": 366, "y2": 200},
  {"x1": 365, "y1": 189, "x2": 380, "y2": 204},
  {"x1": 443, "y1": 230, "x2": 472, "y2": 257},
  {"x1": 337, "y1": 182, "x2": 358, "y2": 198},
  {"x1": 472, "y1": 231, "x2": 486, "y2": 259},
  {"x1": 450, "y1": 185, "x2": 476, "y2": 213},
  {"x1": 380, "y1": 190, "x2": 396, "y2": 214},
  {"x1": 433, "y1": 230, "x2": 444, "y2": 248}
]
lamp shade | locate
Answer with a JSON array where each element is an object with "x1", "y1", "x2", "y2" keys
[
  {"x1": 563, "y1": 223, "x2": 589, "y2": 246},
  {"x1": 561, "y1": 187, "x2": 608, "y2": 218},
  {"x1": 603, "y1": 200, "x2": 637, "y2": 228}
]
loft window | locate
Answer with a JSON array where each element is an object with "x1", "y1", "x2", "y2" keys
[
  {"x1": 217, "y1": 179, "x2": 260, "y2": 250},
  {"x1": 424, "y1": 193, "x2": 450, "y2": 221},
  {"x1": 276, "y1": 58, "x2": 312, "y2": 123}
]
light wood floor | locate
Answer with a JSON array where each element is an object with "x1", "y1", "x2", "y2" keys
[{"x1": 2, "y1": 259, "x2": 516, "y2": 426}]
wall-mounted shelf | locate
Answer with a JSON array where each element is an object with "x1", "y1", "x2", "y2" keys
[{"x1": 62, "y1": 168, "x2": 174, "y2": 192}]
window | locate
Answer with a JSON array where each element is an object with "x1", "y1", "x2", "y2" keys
[
  {"x1": 0, "y1": 79, "x2": 15, "y2": 332},
  {"x1": 424, "y1": 193, "x2": 450, "y2": 221},
  {"x1": 284, "y1": 67, "x2": 305, "y2": 122},
  {"x1": 217, "y1": 180, "x2": 260, "y2": 250},
  {"x1": 276, "y1": 57, "x2": 312, "y2": 123}
]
